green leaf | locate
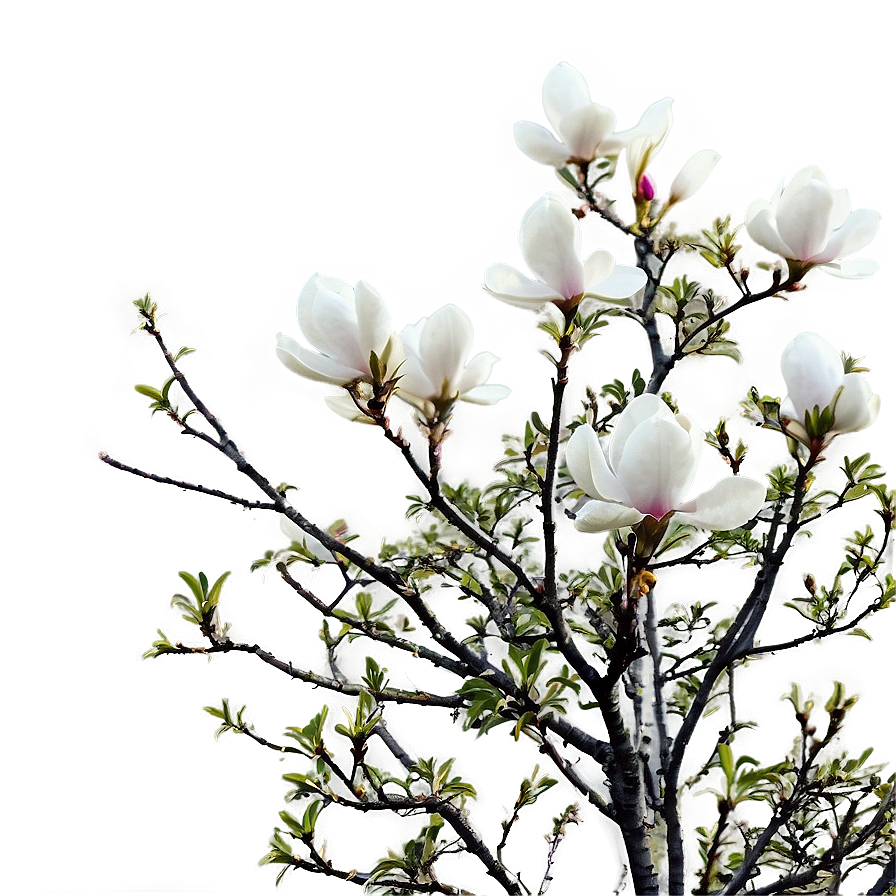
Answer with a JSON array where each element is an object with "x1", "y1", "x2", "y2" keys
[{"x1": 134, "y1": 384, "x2": 163, "y2": 401}]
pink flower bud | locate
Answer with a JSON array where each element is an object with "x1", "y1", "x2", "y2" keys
[{"x1": 638, "y1": 173, "x2": 656, "y2": 202}]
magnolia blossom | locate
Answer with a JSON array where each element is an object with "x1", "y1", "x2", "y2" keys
[
  {"x1": 617, "y1": 97, "x2": 722, "y2": 205},
  {"x1": 567, "y1": 394, "x2": 766, "y2": 533},
  {"x1": 513, "y1": 63, "x2": 632, "y2": 166},
  {"x1": 745, "y1": 167, "x2": 880, "y2": 278},
  {"x1": 276, "y1": 274, "x2": 403, "y2": 385},
  {"x1": 398, "y1": 304, "x2": 509, "y2": 418},
  {"x1": 483, "y1": 193, "x2": 647, "y2": 311},
  {"x1": 780, "y1": 332, "x2": 879, "y2": 444}
]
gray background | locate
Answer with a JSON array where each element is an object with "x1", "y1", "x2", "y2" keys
[{"x1": 0, "y1": 0, "x2": 894, "y2": 894}]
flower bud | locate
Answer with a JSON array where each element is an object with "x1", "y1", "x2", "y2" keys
[{"x1": 637, "y1": 171, "x2": 657, "y2": 202}]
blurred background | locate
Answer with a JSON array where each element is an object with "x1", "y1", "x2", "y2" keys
[{"x1": 2, "y1": 1, "x2": 891, "y2": 892}]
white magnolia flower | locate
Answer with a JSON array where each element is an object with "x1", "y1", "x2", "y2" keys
[
  {"x1": 276, "y1": 274, "x2": 403, "y2": 385},
  {"x1": 567, "y1": 394, "x2": 766, "y2": 533},
  {"x1": 398, "y1": 304, "x2": 510, "y2": 419},
  {"x1": 513, "y1": 63, "x2": 630, "y2": 167},
  {"x1": 780, "y1": 332, "x2": 880, "y2": 445},
  {"x1": 483, "y1": 193, "x2": 647, "y2": 311},
  {"x1": 745, "y1": 167, "x2": 880, "y2": 278}
]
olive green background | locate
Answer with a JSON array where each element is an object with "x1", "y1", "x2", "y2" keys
[{"x1": 0, "y1": 0, "x2": 894, "y2": 894}]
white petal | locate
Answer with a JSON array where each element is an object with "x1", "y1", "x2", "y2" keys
[
  {"x1": 745, "y1": 206, "x2": 793, "y2": 258},
  {"x1": 583, "y1": 250, "x2": 616, "y2": 290},
  {"x1": 520, "y1": 194, "x2": 584, "y2": 300},
  {"x1": 354, "y1": 280, "x2": 392, "y2": 362},
  {"x1": 615, "y1": 97, "x2": 674, "y2": 146},
  {"x1": 297, "y1": 274, "x2": 362, "y2": 366},
  {"x1": 566, "y1": 424, "x2": 632, "y2": 505},
  {"x1": 781, "y1": 332, "x2": 843, "y2": 418},
  {"x1": 820, "y1": 258, "x2": 880, "y2": 279},
  {"x1": 669, "y1": 150, "x2": 720, "y2": 203},
  {"x1": 461, "y1": 384, "x2": 511, "y2": 405},
  {"x1": 324, "y1": 393, "x2": 376, "y2": 425},
  {"x1": 608, "y1": 394, "x2": 673, "y2": 472},
  {"x1": 674, "y1": 477, "x2": 766, "y2": 530},
  {"x1": 557, "y1": 104, "x2": 616, "y2": 161},
  {"x1": 587, "y1": 264, "x2": 648, "y2": 302},
  {"x1": 483, "y1": 263, "x2": 562, "y2": 309},
  {"x1": 275, "y1": 333, "x2": 365, "y2": 385},
  {"x1": 674, "y1": 413, "x2": 705, "y2": 494},
  {"x1": 419, "y1": 304, "x2": 473, "y2": 393},
  {"x1": 830, "y1": 188, "x2": 852, "y2": 229},
  {"x1": 513, "y1": 121, "x2": 571, "y2": 167},
  {"x1": 455, "y1": 350, "x2": 498, "y2": 395},
  {"x1": 575, "y1": 500, "x2": 645, "y2": 533},
  {"x1": 542, "y1": 63, "x2": 591, "y2": 134},
  {"x1": 832, "y1": 373, "x2": 879, "y2": 433},
  {"x1": 776, "y1": 179, "x2": 835, "y2": 260},
  {"x1": 810, "y1": 208, "x2": 881, "y2": 264},
  {"x1": 280, "y1": 516, "x2": 333, "y2": 559},
  {"x1": 615, "y1": 416, "x2": 700, "y2": 519}
]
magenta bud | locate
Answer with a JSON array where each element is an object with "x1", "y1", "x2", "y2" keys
[{"x1": 638, "y1": 173, "x2": 656, "y2": 201}]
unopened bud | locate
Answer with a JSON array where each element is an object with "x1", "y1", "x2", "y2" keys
[
  {"x1": 638, "y1": 173, "x2": 656, "y2": 202},
  {"x1": 804, "y1": 574, "x2": 816, "y2": 595}
]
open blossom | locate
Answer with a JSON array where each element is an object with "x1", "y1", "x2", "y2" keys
[
  {"x1": 276, "y1": 274, "x2": 403, "y2": 385},
  {"x1": 745, "y1": 167, "x2": 880, "y2": 278},
  {"x1": 398, "y1": 304, "x2": 510, "y2": 419},
  {"x1": 513, "y1": 63, "x2": 632, "y2": 166},
  {"x1": 780, "y1": 332, "x2": 880, "y2": 444},
  {"x1": 483, "y1": 193, "x2": 647, "y2": 311},
  {"x1": 567, "y1": 394, "x2": 766, "y2": 533}
]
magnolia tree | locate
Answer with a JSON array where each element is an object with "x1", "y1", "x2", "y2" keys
[{"x1": 103, "y1": 63, "x2": 893, "y2": 895}]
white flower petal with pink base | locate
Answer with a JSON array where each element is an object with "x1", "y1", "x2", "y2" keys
[
  {"x1": 674, "y1": 477, "x2": 766, "y2": 530},
  {"x1": 615, "y1": 416, "x2": 700, "y2": 519},
  {"x1": 575, "y1": 500, "x2": 645, "y2": 533}
]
